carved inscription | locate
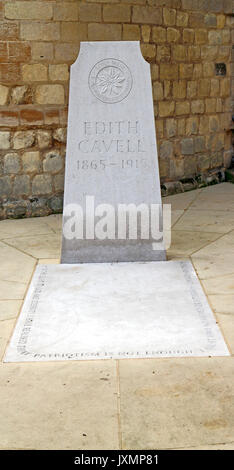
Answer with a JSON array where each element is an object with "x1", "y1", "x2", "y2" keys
[{"x1": 77, "y1": 120, "x2": 149, "y2": 171}]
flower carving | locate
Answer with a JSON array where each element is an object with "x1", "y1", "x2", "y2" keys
[{"x1": 96, "y1": 67, "x2": 126, "y2": 97}]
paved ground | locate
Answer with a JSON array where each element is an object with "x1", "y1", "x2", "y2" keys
[{"x1": 0, "y1": 182, "x2": 234, "y2": 450}]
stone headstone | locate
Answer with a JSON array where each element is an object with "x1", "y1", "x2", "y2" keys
[{"x1": 61, "y1": 41, "x2": 166, "y2": 263}]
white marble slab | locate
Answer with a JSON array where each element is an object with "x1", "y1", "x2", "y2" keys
[
  {"x1": 4, "y1": 261, "x2": 229, "y2": 362},
  {"x1": 61, "y1": 41, "x2": 165, "y2": 263}
]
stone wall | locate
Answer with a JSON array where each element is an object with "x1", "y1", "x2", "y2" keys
[{"x1": 0, "y1": 0, "x2": 233, "y2": 218}]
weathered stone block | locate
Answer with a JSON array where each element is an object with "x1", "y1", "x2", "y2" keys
[
  {"x1": 179, "y1": 64, "x2": 193, "y2": 79},
  {"x1": 141, "y1": 25, "x2": 151, "y2": 43},
  {"x1": 198, "y1": 79, "x2": 210, "y2": 97},
  {"x1": 79, "y1": 4, "x2": 102, "y2": 22},
  {"x1": 163, "y1": 8, "x2": 176, "y2": 26},
  {"x1": 132, "y1": 6, "x2": 162, "y2": 24},
  {"x1": 20, "y1": 22, "x2": 60, "y2": 41},
  {"x1": 181, "y1": 138, "x2": 194, "y2": 155},
  {"x1": 13, "y1": 175, "x2": 30, "y2": 196},
  {"x1": 172, "y1": 80, "x2": 186, "y2": 99},
  {"x1": 186, "y1": 117, "x2": 199, "y2": 135},
  {"x1": 43, "y1": 151, "x2": 63, "y2": 173},
  {"x1": 188, "y1": 46, "x2": 200, "y2": 61},
  {"x1": 22, "y1": 64, "x2": 47, "y2": 82},
  {"x1": 0, "y1": 22, "x2": 19, "y2": 40},
  {"x1": 49, "y1": 64, "x2": 69, "y2": 82},
  {"x1": 88, "y1": 23, "x2": 122, "y2": 41},
  {"x1": 201, "y1": 46, "x2": 218, "y2": 60},
  {"x1": 155, "y1": 120, "x2": 164, "y2": 139},
  {"x1": 194, "y1": 136, "x2": 206, "y2": 153},
  {"x1": 11, "y1": 85, "x2": 31, "y2": 105},
  {"x1": 210, "y1": 79, "x2": 219, "y2": 97},
  {"x1": 152, "y1": 26, "x2": 166, "y2": 43},
  {"x1": 217, "y1": 14, "x2": 225, "y2": 29},
  {"x1": 0, "y1": 176, "x2": 11, "y2": 197},
  {"x1": 151, "y1": 64, "x2": 159, "y2": 80},
  {"x1": 32, "y1": 42, "x2": 53, "y2": 62},
  {"x1": 0, "y1": 85, "x2": 9, "y2": 105},
  {"x1": 61, "y1": 23, "x2": 87, "y2": 43},
  {"x1": 209, "y1": 115, "x2": 220, "y2": 133},
  {"x1": 167, "y1": 28, "x2": 180, "y2": 43},
  {"x1": 166, "y1": 118, "x2": 177, "y2": 137},
  {"x1": 204, "y1": 13, "x2": 217, "y2": 27},
  {"x1": 54, "y1": 174, "x2": 64, "y2": 192},
  {"x1": 157, "y1": 45, "x2": 170, "y2": 62},
  {"x1": 44, "y1": 110, "x2": 60, "y2": 126},
  {"x1": 187, "y1": 81, "x2": 197, "y2": 98},
  {"x1": 53, "y1": 128, "x2": 67, "y2": 144},
  {"x1": 205, "y1": 98, "x2": 216, "y2": 113},
  {"x1": 20, "y1": 109, "x2": 44, "y2": 126},
  {"x1": 103, "y1": 5, "x2": 131, "y2": 22},
  {"x1": 22, "y1": 151, "x2": 41, "y2": 173},
  {"x1": 0, "y1": 110, "x2": 19, "y2": 127},
  {"x1": 220, "y1": 78, "x2": 231, "y2": 97},
  {"x1": 172, "y1": 45, "x2": 187, "y2": 61},
  {"x1": 5, "y1": 2, "x2": 53, "y2": 20},
  {"x1": 183, "y1": 29, "x2": 194, "y2": 43},
  {"x1": 159, "y1": 140, "x2": 173, "y2": 158},
  {"x1": 197, "y1": 154, "x2": 210, "y2": 171},
  {"x1": 158, "y1": 101, "x2": 175, "y2": 117},
  {"x1": 191, "y1": 100, "x2": 205, "y2": 114},
  {"x1": 178, "y1": 118, "x2": 186, "y2": 135},
  {"x1": 193, "y1": 64, "x2": 203, "y2": 79},
  {"x1": 35, "y1": 85, "x2": 65, "y2": 105},
  {"x1": 37, "y1": 130, "x2": 52, "y2": 149},
  {"x1": 123, "y1": 25, "x2": 141, "y2": 40},
  {"x1": 203, "y1": 63, "x2": 214, "y2": 77},
  {"x1": 13, "y1": 131, "x2": 35, "y2": 150},
  {"x1": 4, "y1": 153, "x2": 20, "y2": 174},
  {"x1": 0, "y1": 64, "x2": 20, "y2": 82},
  {"x1": 176, "y1": 11, "x2": 188, "y2": 27},
  {"x1": 184, "y1": 156, "x2": 197, "y2": 177},
  {"x1": 195, "y1": 29, "x2": 208, "y2": 44},
  {"x1": 210, "y1": 151, "x2": 223, "y2": 168},
  {"x1": 0, "y1": 131, "x2": 11, "y2": 149},
  {"x1": 176, "y1": 101, "x2": 190, "y2": 115},
  {"x1": 208, "y1": 30, "x2": 222, "y2": 45},
  {"x1": 160, "y1": 64, "x2": 178, "y2": 80},
  {"x1": 141, "y1": 43, "x2": 156, "y2": 60},
  {"x1": 53, "y1": 3, "x2": 78, "y2": 21},
  {"x1": 188, "y1": 12, "x2": 205, "y2": 28},
  {"x1": 207, "y1": 133, "x2": 224, "y2": 151},
  {"x1": 32, "y1": 174, "x2": 52, "y2": 195},
  {"x1": 55, "y1": 44, "x2": 78, "y2": 62}
]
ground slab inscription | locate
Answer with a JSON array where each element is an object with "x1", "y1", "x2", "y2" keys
[
  {"x1": 61, "y1": 41, "x2": 166, "y2": 263},
  {"x1": 4, "y1": 261, "x2": 229, "y2": 362}
]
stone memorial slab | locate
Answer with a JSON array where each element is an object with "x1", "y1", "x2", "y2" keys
[
  {"x1": 61, "y1": 41, "x2": 166, "y2": 263},
  {"x1": 4, "y1": 261, "x2": 229, "y2": 362}
]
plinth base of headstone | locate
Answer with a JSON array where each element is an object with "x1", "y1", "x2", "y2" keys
[{"x1": 4, "y1": 260, "x2": 229, "y2": 362}]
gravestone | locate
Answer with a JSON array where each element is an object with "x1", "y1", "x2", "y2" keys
[{"x1": 61, "y1": 41, "x2": 166, "y2": 263}]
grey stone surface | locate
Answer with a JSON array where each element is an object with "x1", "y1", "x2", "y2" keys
[
  {"x1": 61, "y1": 41, "x2": 165, "y2": 263},
  {"x1": 43, "y1": 151, "x2": 63, "y2": 173},
  {"x1": 13, "y1": 175, "x2": 30, "y2": 196},
  {"x1": 32, "y1": 174, "x2": 52, "y2": 195},
  {"x1": 0, "y1": 131, "x2": 11, "y2": 150},
  {"x1": 4, "y1": 153, "x2": 20, "y2": 174},
  {"x1": 0, "y1": 176, "x2": 12, "y2": 197}
]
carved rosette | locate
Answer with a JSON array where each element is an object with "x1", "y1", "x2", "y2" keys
[{"x1": 88, "y1": 58, "x2": 133, "y2": 104}]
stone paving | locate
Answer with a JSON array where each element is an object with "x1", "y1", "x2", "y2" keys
[{"x1": 0, "y1": 182, "x2": 234, "y2": 450}]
